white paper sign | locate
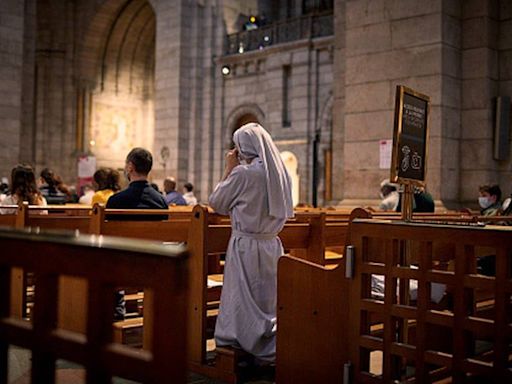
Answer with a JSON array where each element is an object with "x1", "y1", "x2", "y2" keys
[
  {"x1": 379, "y1": 139, "x2": 392, "y2": 169},
  {"x1": 78, "y1": 156, "x2": 96, "y2": 178}
]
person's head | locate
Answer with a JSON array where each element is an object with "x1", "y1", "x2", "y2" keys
[
  {"x1": 380, "y1": 179, "x2": 397, "y2": 199},
  {"x1": 94, "y1": 168, "x2": 121, "y2": 192},
  {"x1": 233, "y1": 122, "x2": 272, "y2": 164},
  {"x1": 40, "y1": 168, "x2": 57, "y2": 189},
  {"x1": 184, "y1": 182, "x2": 194, "y2": 193},
  {"x1": 164, "y1": 177, "x2": 177, "y2": 194},
  {"x1": 11, "y1": 164, "x2": 42, "y2": 204},
  {"x1": 125, "y1": 147, "x2": 153, "y2": 181},
  {"x1": 478, "y1": 184, "x2": 501, "y2": 209}
]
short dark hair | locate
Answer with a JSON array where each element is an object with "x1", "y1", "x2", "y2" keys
[
  {"x1": 184, "y1": 182, "x2": 193, "y2": 192},
  {"x1": 126, "y1": 147, "x2": 153, "y2": 175},
  {"x1": 479, "y1": 184, "x2": 502, "y2": 201}
]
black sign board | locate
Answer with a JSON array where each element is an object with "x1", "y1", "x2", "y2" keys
[{"x1": 391, "y1": 85, "x2": 430, "y2": 185}]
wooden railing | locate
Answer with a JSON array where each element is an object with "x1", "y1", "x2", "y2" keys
[
  {"x1": 277, "y1": 219, "x2": 512, "y2": 383},
  {"x1": 0, "y1": 227, "x2": 188, "y2": 383}
]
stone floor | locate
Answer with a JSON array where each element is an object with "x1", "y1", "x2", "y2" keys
[{"x1": 8, "y1": 347, "x2": 274, "y2": 384}]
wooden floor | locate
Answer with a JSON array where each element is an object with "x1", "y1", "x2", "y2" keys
[{"x1": 7, "y1": 346, "x2": 274, "y2": 384}]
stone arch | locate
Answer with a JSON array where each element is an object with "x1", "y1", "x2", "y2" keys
[
  {"x1": 281, "y1": 151, "x2": 300, "y2": 207},
  {"x1": 78, "y1": 0, "x2": 156, "y2": 169},
  {"x1": 318, "y1": 92, "x2": 333, "y2": 139},
  {"x1": 77, "y1": 0, "x2": 156, "y2": 88},
  {"x1": 225, "y1": 104, "x2": 266, "y2": 147}
]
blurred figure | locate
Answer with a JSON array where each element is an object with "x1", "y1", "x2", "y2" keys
[
  {"x1": 78, "y1": 184, "x2": 95, "y2": 205},
  {"x1": 183, "y1": 182, "x2": 198, "y2": 206},
  {"x1": 1, "y1": 164, "x2": 47, "y2": 214},
  {"x1": 478, "y1": 184, "x2": 501, "y2": 216},
  {"x1": 163, "y1": 177, "x2": 186, "y2": 206},
  {"x1": 379, "y1": 179, "x2": 399, "y2": 211},
  {"x1": 92, "y1": 168, "x2": 121, "y2": 206},
  {"x1": 150, "y1": 183, "x2": 161, "y2": 193},
  {"x1": 0, "y1": 177, "x2": 9, "y2": 203},
  {"x1": 396, "y1": 185, "x2": 435, "y2": 213},
  {"x1": 39, "y1": 168, "x2": 68, "y2": 204}
]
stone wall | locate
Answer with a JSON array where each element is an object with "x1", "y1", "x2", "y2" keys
[
  {"x1": 217, "y1": 36, "x2": 334, "y2": 204},
  {"x1": 0, "y1": 0, "x2": 25, "y2": 179}
]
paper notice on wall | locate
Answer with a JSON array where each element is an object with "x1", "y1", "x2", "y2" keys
[
  {"x1": 379, "y1": 139, "x2": 392, "y2": 169},
  {"x1": 78, "y1": 156, "x2": 96, "y2": 178}
]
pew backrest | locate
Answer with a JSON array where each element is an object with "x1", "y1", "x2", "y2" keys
[{"x1": 0, "y1": 227, "x2": 188, "y2": 383}]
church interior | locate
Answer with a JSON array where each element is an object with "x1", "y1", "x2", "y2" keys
[{"x1": 1, "y1": 0, "x2": 512, "y2": 383}]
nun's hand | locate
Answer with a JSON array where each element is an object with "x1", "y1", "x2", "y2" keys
[{"x1": 222, "y1": 149, "x2": 240, "y2": 180}]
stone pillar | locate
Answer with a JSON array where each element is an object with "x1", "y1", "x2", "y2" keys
[
  {"x1": 0, "y1": 0, "x2": 25, "y2": 178},
  {"x1": 340, "y1": 0, "x2": 462, "y2": 207},
  {"x1": 498, "y1": 0, "x2": 512, "y2": 194},
  {"x1": 331, "y1": 0, "x2": 345, "y2": 201},
  {"x1": 460, "y1": 0, "x2": 500, "y2": 205}
]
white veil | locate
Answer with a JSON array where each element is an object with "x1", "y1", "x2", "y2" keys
[{"x1": 233, "y1": 123, "x2": 294, "y2": 219}]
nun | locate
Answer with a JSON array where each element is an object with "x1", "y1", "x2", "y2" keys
[{"x1": 209, "y1": 122, "x2": 293, "y2": 363}]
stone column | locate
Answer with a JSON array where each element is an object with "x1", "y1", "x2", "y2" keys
[
  {"x1": 0, "y1": 0, "x2": 25, "y2": 178},
  {"x1": 340, "y1": 0, "x2": 462, "y2": 207},
  {"x1": 460, "y1": 0, "x2": 500, "y2": 205},
  {"x1": 331, "y1": 0, "x2": 345, "y2": 201}
]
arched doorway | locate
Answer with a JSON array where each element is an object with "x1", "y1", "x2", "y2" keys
[
  {"x1": 225, "y1": 104, "x2": 265, "y2": 147},
  {"x1": 281, "y1": 151, "x2": 300, "y2": 207},
  {"x1": 234, "y1": 113, "x2": 259, "y2": 133},
  {"x1": 79, "y1": 0, "x2": 156, "y2": 169}
]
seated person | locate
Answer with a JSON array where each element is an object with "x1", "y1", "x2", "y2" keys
[
  {"x1": 478, "y1": 184, "x2": 501, "y2": 216},
  {"x1": 183, "y1": 182, "x2": 198, "y2": 206},
  {"x1": 476, "y1": 184, "x2": 502, "y2": 276},
  {"x1": 379, "y1": 179, "x2": 399, "y2": 211},
  {"x1": 92, "y1": 168, "x2": 121, "y2": 206},
  {"x1": 163, "y1": 177, "x2": 187, "y2": 206},
  {"x1": 39, "y1": 168, "x2": 68, "y2": 205},
  {"x1": 1, "y1": 164, "x2": 47, "y2": 214},
  {"x1": 106, "y1": 147, "x2": 168, "y2": 219},
  {"x1": 396, "y1": 185, "x2": 435, "y2": 213},
  {"x1": 106, "y1": 147, "x2": 168, "y2": 320},
  {"x1": 78, "y1": 184, "x2": 95, "y2": 205}
]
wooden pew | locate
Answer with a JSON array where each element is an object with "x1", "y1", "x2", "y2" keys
[
  {"x1": 277, "y1": 219, "x2": 512, "y2": 383},
  {"x1": 87, "y1": 204, "x2": 340, "y2": 383},
  {"x1": 0, "y1": 226, "x2": 188, "y2": 383}
]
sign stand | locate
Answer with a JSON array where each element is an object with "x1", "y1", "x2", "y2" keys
[
  {"x1": 402, "y1": 183, "x2": 414, "y2": 221},
  {"x1": 390, "y1": 85, "x2": 431, "y2": 377}
]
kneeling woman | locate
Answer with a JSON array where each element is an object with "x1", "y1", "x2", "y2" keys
[{"x1": 209, "y1": 123, "x2": 293, "y2": 363}]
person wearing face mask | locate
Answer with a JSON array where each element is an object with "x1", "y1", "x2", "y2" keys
[
  {"x1": 478, "y1": 184, "x2": 502, "y2": 216},
  {"x1": 209, "y1": 123, "x2": 293, "y2": 364},
  {"x1": 105, "y1": 147, "x2": 167, "y2": 321}
]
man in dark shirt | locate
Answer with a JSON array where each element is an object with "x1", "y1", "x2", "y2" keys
[
  {"x1": 106, "y1": 147, "x2": 168, "y2": 320},
  {"x1": 107, "y1": 147, "x2": 168, "y2": 219}
]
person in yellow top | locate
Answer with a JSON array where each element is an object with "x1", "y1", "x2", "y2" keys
[{"x1": 91, "y1": 168, "x2": 121, "y2": 205}]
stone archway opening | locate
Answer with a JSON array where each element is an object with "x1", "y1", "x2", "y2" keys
[
  {"x1": 233, "y1": 113, "x2": 259, "y2": 134},
  {"x1": 81, "y1": 0, "x2": 156, "y2": 169},
  {"x1": 280, "y1": 151, "x2": 300, "y2": 207}
]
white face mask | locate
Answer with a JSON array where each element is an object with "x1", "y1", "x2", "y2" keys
[{"x1": 478, "y1": 196, "x2": 492, "y2": 209}]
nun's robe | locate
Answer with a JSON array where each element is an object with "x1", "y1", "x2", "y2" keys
[{"x1": 209, "y1": 159, "x2": 286, "y2": 362}]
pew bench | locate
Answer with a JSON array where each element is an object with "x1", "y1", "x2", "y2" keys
[
  {"x1": 0, "y1": 226, "x2": 188, "y2": 383},
  {"x1": 277, "y1": 219, "x2": 512, "y2": 383}
]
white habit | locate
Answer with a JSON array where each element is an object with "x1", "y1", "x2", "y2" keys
[{"x1": 209, "y1": 123, "x2": 293, "y2": 362}]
